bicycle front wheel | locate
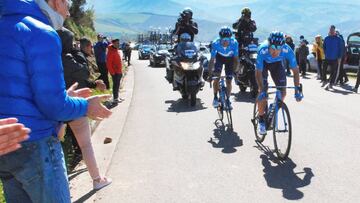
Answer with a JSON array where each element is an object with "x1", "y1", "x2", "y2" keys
[
  {"x1": 225, "y1": 109, "x2": 233, "y2": 130},
  {"x1": 273, "y1": 101, "x2": 292, "y2": 160},
  {"x1": 252, "y1": 101, "x2": 265, "y2": 142}
]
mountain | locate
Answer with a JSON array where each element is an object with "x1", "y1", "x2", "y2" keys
[
  {"x1": 94, "y1": 12, "x2": 232, "y2": 42},
  {"x1": 88, "y1": 0, "x2": 360, "y2": 42}
]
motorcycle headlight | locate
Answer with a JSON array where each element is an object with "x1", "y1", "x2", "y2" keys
[
  {"x1": 180, "y1": 62, "x2": 200, "y2": 70},
  {"x1": 250, "y1": 53, "x2": 257, "y2": 59}
]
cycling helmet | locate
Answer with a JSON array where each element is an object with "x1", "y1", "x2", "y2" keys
[
  {"x1": 180, "y1": 33, "x2": 191, "y2": 42},
  {"x1": 182, "y1": 7, "x2": 193, "y2": 18},
  {"x1": 219, "y1": 26, "x2": 232, "y2": 38},
  {"x1": 268, "y1": 31, "x2": 285, "y2": 48},
  {"x1": 241, "y1": 7, "x2": 251, "y2": 17}
]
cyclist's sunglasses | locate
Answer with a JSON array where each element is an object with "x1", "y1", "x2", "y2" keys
[
  {"x1": 221, "y1": 37, "x2": 231, "y2": 42},
  {"x1": 270, "y1": 44, "x2": 282, "y2": 50}
]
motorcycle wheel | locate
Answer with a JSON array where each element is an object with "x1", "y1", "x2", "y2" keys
[{"x1": 190, "y1": 93, "x2": 196, "y2": 106}]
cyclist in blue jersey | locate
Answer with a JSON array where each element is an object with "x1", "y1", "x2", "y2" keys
[
  {"x1": 256, "y1": 31, "x2": 303, "y2": 135},
  {"x1": 209, "y1": 26, "x2": 239, "y2": 109}
]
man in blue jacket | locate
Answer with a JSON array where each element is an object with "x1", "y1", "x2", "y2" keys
[
  {"x1": 323, "y1": 25, "x2": 343, "y2": 90},
  {"x1": 0, "y1": 0, "x2": 112, "y2": 202}
]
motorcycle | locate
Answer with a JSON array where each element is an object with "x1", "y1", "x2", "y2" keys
[
  {"x1": 235, "y1": 43, "x2": 258, "y2": 98},
  {"x1": 166, "y1": 44, "x2": 205, "y2": 106}
]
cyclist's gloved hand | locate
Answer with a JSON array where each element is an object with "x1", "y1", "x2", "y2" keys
[
  {"x1": 257, "y1": 91, "x2": 267, "y2": 101},
  {"x1": 294, "y1": 86, "x2": 303, "y2": 102}
]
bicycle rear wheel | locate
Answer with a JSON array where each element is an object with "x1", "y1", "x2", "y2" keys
[
  {"x1": 273, "y1": 101, "x2": 292, "y2": 160},
  {"x1": 252, "y1": 101, "x2": 266, "y2": 142}
]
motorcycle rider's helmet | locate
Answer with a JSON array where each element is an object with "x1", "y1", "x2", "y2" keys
[
  {"x1": 268, "y1": 31, "x2": 285, "y2": 49},
  {"x1": 182, "y1": 7, "x2": 193, "y2": 19},
  {"x1": 180, "y1": 33, "x2": 191, "y2": 42},
  {"x1": 219, "y1": 26, "x2": 232, "y2": 39},
  {"x1": 241, "y1": 7, "x2": 251, "y2": 18}
]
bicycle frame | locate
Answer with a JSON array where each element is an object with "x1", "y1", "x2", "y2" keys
[{"x1": 266, "y1": 86, "x2": 295, "y2": 131}]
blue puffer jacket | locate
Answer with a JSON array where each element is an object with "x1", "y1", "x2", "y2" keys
[{"x1": 0, "y1": 0, "x2": 88, "y2": 142}]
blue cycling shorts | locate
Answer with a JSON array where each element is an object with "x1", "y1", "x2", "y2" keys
[
  {"x1": 262, "y1": 61, "x2": 287, "y2": 91},
  {"x1": 214, "y1": 53, "x2": 234, "y2": 79}
]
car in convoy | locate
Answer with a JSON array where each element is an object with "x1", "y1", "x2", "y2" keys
[
  {"x1": 345, "y1": 32, "x2": 360, "y2": 69},
  {"x1": 149, "y1": 44, "x2": 173, "y2": 67},
  {"x1": 138, "y1": 44, "x2": 153, "y2": 60}
]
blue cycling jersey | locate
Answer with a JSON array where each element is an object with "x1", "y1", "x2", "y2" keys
[
  {"x1": 256, "y1": 41, "x2": 297, "y2": 71},
  {"x1": 211, "y1": 38, "x2": 239, "y2": 58}
]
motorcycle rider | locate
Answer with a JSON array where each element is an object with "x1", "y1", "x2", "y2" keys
[
  {"x1": 209, "y1": 26, "x2": 239, "y2": 110},
  {"x1": 256, "y1": 31, "x2": 302, "y2": 135},
  {"x1": 168, "y1": 33, "x2": 198, "y2": 90},
  {"x1": 173, "y1": 7, "x2": 199, "y2": 42},
  {"x1": 232, "y1": 7, "x2": 257, "y2": 51}
]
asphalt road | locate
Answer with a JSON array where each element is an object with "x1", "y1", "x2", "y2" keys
[{"x1": 96, "y1": 54, "x2": 360, "y2": 202}]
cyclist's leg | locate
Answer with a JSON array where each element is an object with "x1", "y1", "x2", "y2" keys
[
  {"x1": 213, "y1": 54, "x2": 225, "y2": 97},
  {"x1": 224, "y1": 57, "x2": 234, "y2": 96},
  {"x1": 268, "y1": 61, "x2": 287, "y2": 100},
  {"x1": 258, "y1": 64, "x2": 269, "y2": 117}
]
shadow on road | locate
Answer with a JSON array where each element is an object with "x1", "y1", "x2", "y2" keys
[
  {"x1": 208, "y1": 121, "x2": 243, "y2": 153},
  {"x1": 254, "y1": 141, "x2": 315, "y2": 200},
  {"x1": 232, "y1": 92, "x2": 256, "y2": 103},
  {"x1": 326, "y1": 84, "x2": 355, "y2": 95},
  {"x1": 165, "y1": 99, "x2": 207, "y2": 113},
  {"x1": 73, "y1": 190, "x2": 97, "y2": 203},
  {"x1": 68, "y1": 168, "x2": 88, "y2": 181}
]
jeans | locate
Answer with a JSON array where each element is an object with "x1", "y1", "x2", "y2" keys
[
  {"x1": 0, "y1": 136, "x2": 70, "y2": 203},
  {"x1": 355, "y1": 68, "x2": 360, "y2": 89},
  {"x1": 111, "y1": 73, "x2": 122, "y2": 100}
]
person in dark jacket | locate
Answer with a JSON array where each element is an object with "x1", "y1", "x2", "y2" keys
[
  {"x1": 58, "y1": 29, "x2": 112, "y2": 190},
  {"x1": 323, "y1": 25, "x2": 343, "y2": 90},
  {"x1": 285, "y1": 35, "x2": 295, "y2": 76},
  {"x1": 232, "y1": 7, "x2": 257, "y2": 50},
  {"x1": 0, "y1": 0, "x2": 112, "y2": 202},
  {"x1": 94, "y1": 34, "x2": 110, "y2": 89},
  {"x1": 123, "y1": 42, "x2": 132, "y2": 66},
  {"x1": 173, "y1": 7, "x2": 199, "y2": 42},
  {"x1": 335, "y1": 30, "x2": 349, "y2": 85},
  {"x1": 296, "y1": 39, "x2": 310, "y2": 77}
]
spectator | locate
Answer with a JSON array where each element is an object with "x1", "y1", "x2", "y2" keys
[
  {"x1": 0, "y1": 0, "x2": 112, "y2": 202},
  {"x1": 124, "y1": 42, "x2": 132, "y2": 66},
  {"x1": 323, "y1": 25, "x2": 343, "y2": 90},
  {"x1": 335, "y1": 30, "x2": 349, "y2": 85},
  {"x1": 300, "y1": 35, "x2": 309, "y2": 45},
  {"x1": 94, "y1": 34, "x2": 110, "y2": 89},
  {"x1": 312, "y1": 35, "x2": 325, "y2": 80},
  {"x1": 0, "y1": 118, "x2": 30, "y2": 156},
  {"x1": 107, "y1": 39, "x2": 123, "y2": 103},
  {"x1": 353, "y1": 65, "x2": 360, "y2": 93},
  {"x1": 58, "y1": 28, "x2": 111, "y2": 190},
  {"x1": 296, "y1": 39, "x2": 310, "y2": 77},
  {"x1": 285, "y1": 35, "x2": 295, "y2": 75}
]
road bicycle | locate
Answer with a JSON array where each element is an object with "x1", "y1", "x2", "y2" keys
[
  {"x1": 251, "y1": 85, "x2": 302, "y2": 160},
  {"x1": 212, "y1": 76, "x2": 233, "y2": 130}
]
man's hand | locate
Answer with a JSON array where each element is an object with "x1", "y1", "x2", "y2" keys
[
  {"x1": 294, "y1": 85, "x2": 303, "y2": 102},
  {"x1": 95, "y1": 80, "x2": 106, "y2": 91},
  {"x1": 86, "y1": 95, "x2": 112, "y2": 121},
  {"x1": 67, "y1": 83, "x2": 92, "y2": 98},
  {"x1": 0, "y1": 118, "x2": 30, "y2": 156}
]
